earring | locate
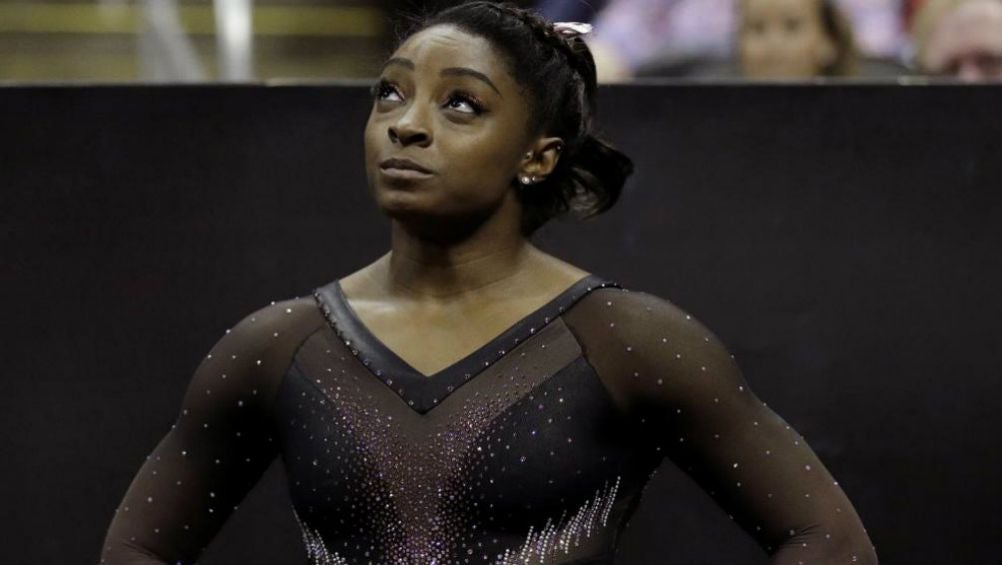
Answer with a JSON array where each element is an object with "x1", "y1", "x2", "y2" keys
[
  {"x1": 520, "y1": 175, "x2": 531, "y2": 185},
  {"x1": 524, "y1": 151, "x2": 533, "y2": 160}
]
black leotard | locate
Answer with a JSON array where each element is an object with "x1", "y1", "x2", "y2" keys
[{"x1": 100, "y1": 274, "x2": 875, "y2": 564}]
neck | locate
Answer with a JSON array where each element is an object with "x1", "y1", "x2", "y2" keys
[{"x1": 377, "y1": 198, "x2": 536, "y2": 300}]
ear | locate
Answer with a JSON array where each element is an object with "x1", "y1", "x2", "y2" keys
[{"x1": 518, "y1": 136, "x2": 564, "y2": 185}]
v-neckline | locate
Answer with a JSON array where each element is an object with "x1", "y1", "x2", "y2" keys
[{"x1": 313, "y1": 273, "x2": 621, "y2": 414}]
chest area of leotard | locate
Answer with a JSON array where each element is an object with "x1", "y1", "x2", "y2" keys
[{"x1": 271, "y1": 320, "x2": 661, "y2": 564}]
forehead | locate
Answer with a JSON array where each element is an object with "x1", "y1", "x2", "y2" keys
[
  {"x1": 938, "y1": 0, "x2": 1002, "y2": 38},
  {"x1": 391, "y1": 25, "x2": 515, "y2": 80}
]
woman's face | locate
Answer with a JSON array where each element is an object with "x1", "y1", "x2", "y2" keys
[
  {"x1": 364, "y1": 24, "x2": 538, "y2": 231},
  {"x1": 923, "y1": 0, "x2": 1002, "y2": 82},
  {"x1": 738, "y1": 0, "x2": 837, "y2": 78}
]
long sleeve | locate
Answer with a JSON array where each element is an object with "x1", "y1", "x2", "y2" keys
[
  {"x1": 99, "y1": 297, "x2": 325, "y2": 564},
  {"x1": 564, "y1": 289, "x2": 878, "y2": 564}
]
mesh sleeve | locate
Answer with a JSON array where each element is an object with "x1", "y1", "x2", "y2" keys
[
  {"x1": 98, "y1": 297, "x2": 324, "y2": 564},
  {"x1": 564, "y1": 288, "x2": 878, "y2": 564}
]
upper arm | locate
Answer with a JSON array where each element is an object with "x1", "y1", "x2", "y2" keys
[
  {"x1": 100, "y1": 297, "x2": 323, "y2": 564},
  {"x1": 569, "y1": 289, "x2": 877, "y2": 564}
]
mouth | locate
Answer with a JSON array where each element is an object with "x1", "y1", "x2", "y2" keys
[{"x1": 379, "y1": 157, "x2": 434, "y2": 180}]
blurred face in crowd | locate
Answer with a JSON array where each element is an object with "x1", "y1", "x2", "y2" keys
[
  {"x1": 922, "y1": 0, "x2": 1002, "y2": 81},
  {"x1": 363, "y1": 25, "x2": 538, "y2": 234},
  {"x1": 738, "y1": 0, "x2": 837, "y2": 78}
]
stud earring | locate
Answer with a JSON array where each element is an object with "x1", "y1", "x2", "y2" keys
[
  {"x1": 525, "y1": 151, "x2": 533, "y2": 160},
  {"x1": 520, "y1": 175, "x2": 531, "y2": 185}
]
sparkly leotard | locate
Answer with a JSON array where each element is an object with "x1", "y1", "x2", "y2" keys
[{"x1": 100, "y1": 274, "x2": 875, "y2": 564}]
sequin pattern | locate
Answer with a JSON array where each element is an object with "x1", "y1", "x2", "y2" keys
[
  {"x1": 496, "y1": 476, "x2": 621, "y2": 564},
  {"x1": 276, "y1": 310, "x2": 641, "y2": 564},
  {"x1": 100, "y1": 275, "x2": 878, "y2": 565}
]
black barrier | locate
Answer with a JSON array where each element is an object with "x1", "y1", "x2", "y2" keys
[{"x1": 2, "y1": 83, "x2": 1000, "y2": 564}]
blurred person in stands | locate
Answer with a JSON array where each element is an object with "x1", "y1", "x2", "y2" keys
[
  {"x1": 738, "y1": 0, "x2": 859, "y2": 78},
  {"x1": 581, "y1": 0, "x2": 903, "y2": 80},
  {"x1": 912, "y1": 0, "x2": 1002, "y2": 81}
]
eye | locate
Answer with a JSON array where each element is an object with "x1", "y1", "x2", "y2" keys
[
  {"x1": 444, "y1": 91, "x2": 485, "y2": 115},
  {"x1": 371, "y1": 79, "x2": 403, "y2": 103}
]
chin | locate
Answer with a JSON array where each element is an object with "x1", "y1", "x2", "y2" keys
[
  {"x1": 378, "y1": 196, "x2": 498, "y2": 242},
  {"x1": 375, "y1": 184, "x2": 431, "y2": 213}
]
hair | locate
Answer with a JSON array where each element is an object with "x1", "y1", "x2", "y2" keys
[
  {"x1": 817, "y1": 0, "x2": 859, "y2": 77},
  {"x1": 397, "y1": 1, "x2": 635, "y2": 236}
]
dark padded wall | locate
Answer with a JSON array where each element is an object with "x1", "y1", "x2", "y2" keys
[{"x1": 2, "y1": 84, "x2": 1000, "y2": 564}]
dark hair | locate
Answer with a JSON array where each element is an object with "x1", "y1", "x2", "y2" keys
[
  {"x1": 818, "y1": 0, "x2": 859, "y2": 76},
  {"x1": 400, "y1": 1, "x2": 634, "y2": 236}
]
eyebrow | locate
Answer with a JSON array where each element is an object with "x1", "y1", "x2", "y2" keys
[
  {"x1": 381, "y1": 57, "x2": 502, "y2": 97},
  {"x1": 440, "y1": 67, "x2": 501, "y2": 96}
]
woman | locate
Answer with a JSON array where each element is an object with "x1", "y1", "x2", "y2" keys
[
  {"x1": 738, "y1": 0, "x2": 859, "y2": 78},
  {"x1": 911, "y1": 0, "x2": 1002, "y2": 81},
  {"x1": 100, "y1": 2, "x2": 877, "y2": 563}
]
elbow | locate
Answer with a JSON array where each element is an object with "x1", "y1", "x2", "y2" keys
[
  {"x1": 772, "y1": 524, "x2": 879, "y2": 565},
  {"x1": 99, "y1": 539, "x2": 173, "y2": 565},
  {"x1": 826, "y1": 517, "x2": 878, "y2": 565},
  {"x1": 829, "y1": 532, "x2": 879, "y2": 565},
  {"x1": 825, "y1": 536, "x2": 881, "y2": 560}
]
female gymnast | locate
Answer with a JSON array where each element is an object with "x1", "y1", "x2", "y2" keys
[{"x1": 100, "y1": 2, "x2": 877, "y2": 563}]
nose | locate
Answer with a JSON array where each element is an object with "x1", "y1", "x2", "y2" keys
[{"x1": 388, "y1": 104, "x2": 432, "y2": 147}]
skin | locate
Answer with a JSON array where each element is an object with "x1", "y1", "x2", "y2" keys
[
  {"x1": 923, "y1": 0, "x2": 1002, "y2": 81},
  {"x1": 341, "y1": 24, "x2": 589, "y2": 377},
  {"x1": 738, "y1": 0, "x2": 837, "y2": 79}
]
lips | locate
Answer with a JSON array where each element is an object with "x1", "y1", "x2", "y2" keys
[{"x1": 379, "y1": 157, "x2": 433, "y2": 174}]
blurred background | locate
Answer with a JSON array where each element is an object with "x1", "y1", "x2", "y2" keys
[{"x1": 1, "y1": 0, "x2": 1000, "y2": 83}]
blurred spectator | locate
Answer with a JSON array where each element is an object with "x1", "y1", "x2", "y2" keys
[
  {"x1": 912, "y1": 0, "x2": 1002, "y2": 81},
  {"x1": 586, "y1": 0, "x2": 736, "y2": 81},
  {"x1": 583, "y1": 0, "x2": 906, "y2": 80},
  {"x1": 738, "y1": 0, "x2": 858, "y2": 78}
]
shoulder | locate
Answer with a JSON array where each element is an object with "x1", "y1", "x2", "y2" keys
[
  {"x1": 222, "y1": 294, "x2": 324, "y2": 350},
  {"x1": 569, "y1": 286, "x2": 721, "y2": 351},
  {"x1": 210, "y1": 295, "x2": 327, "y2": 365},
  {"x1": 175, "y1": 295, "x2": 329, "y2": 418},
  {"x1": 565, "y1": 286, "x2": 742, "y2": 409}
]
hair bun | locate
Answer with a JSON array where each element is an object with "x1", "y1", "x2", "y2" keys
[{"x1": 564, "y1": 134, "x2": 634, "y2": 219}]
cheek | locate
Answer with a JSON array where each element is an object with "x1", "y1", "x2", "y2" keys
[
  {"x1": 739, "y1": 35, "x2": 773, "y2": 73},
  {"x1": 791, "y1": 23, "x2": 826, "y2": 52},
  {"x1": 363, "y1": 113, "x2": 382, "y2": 161},
  {"x1": 739, "y1": 34, "x2": 764, "y2": 59},
  {"x1": 439, "y1": 127, "x2": 521, "y2": 190}
]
